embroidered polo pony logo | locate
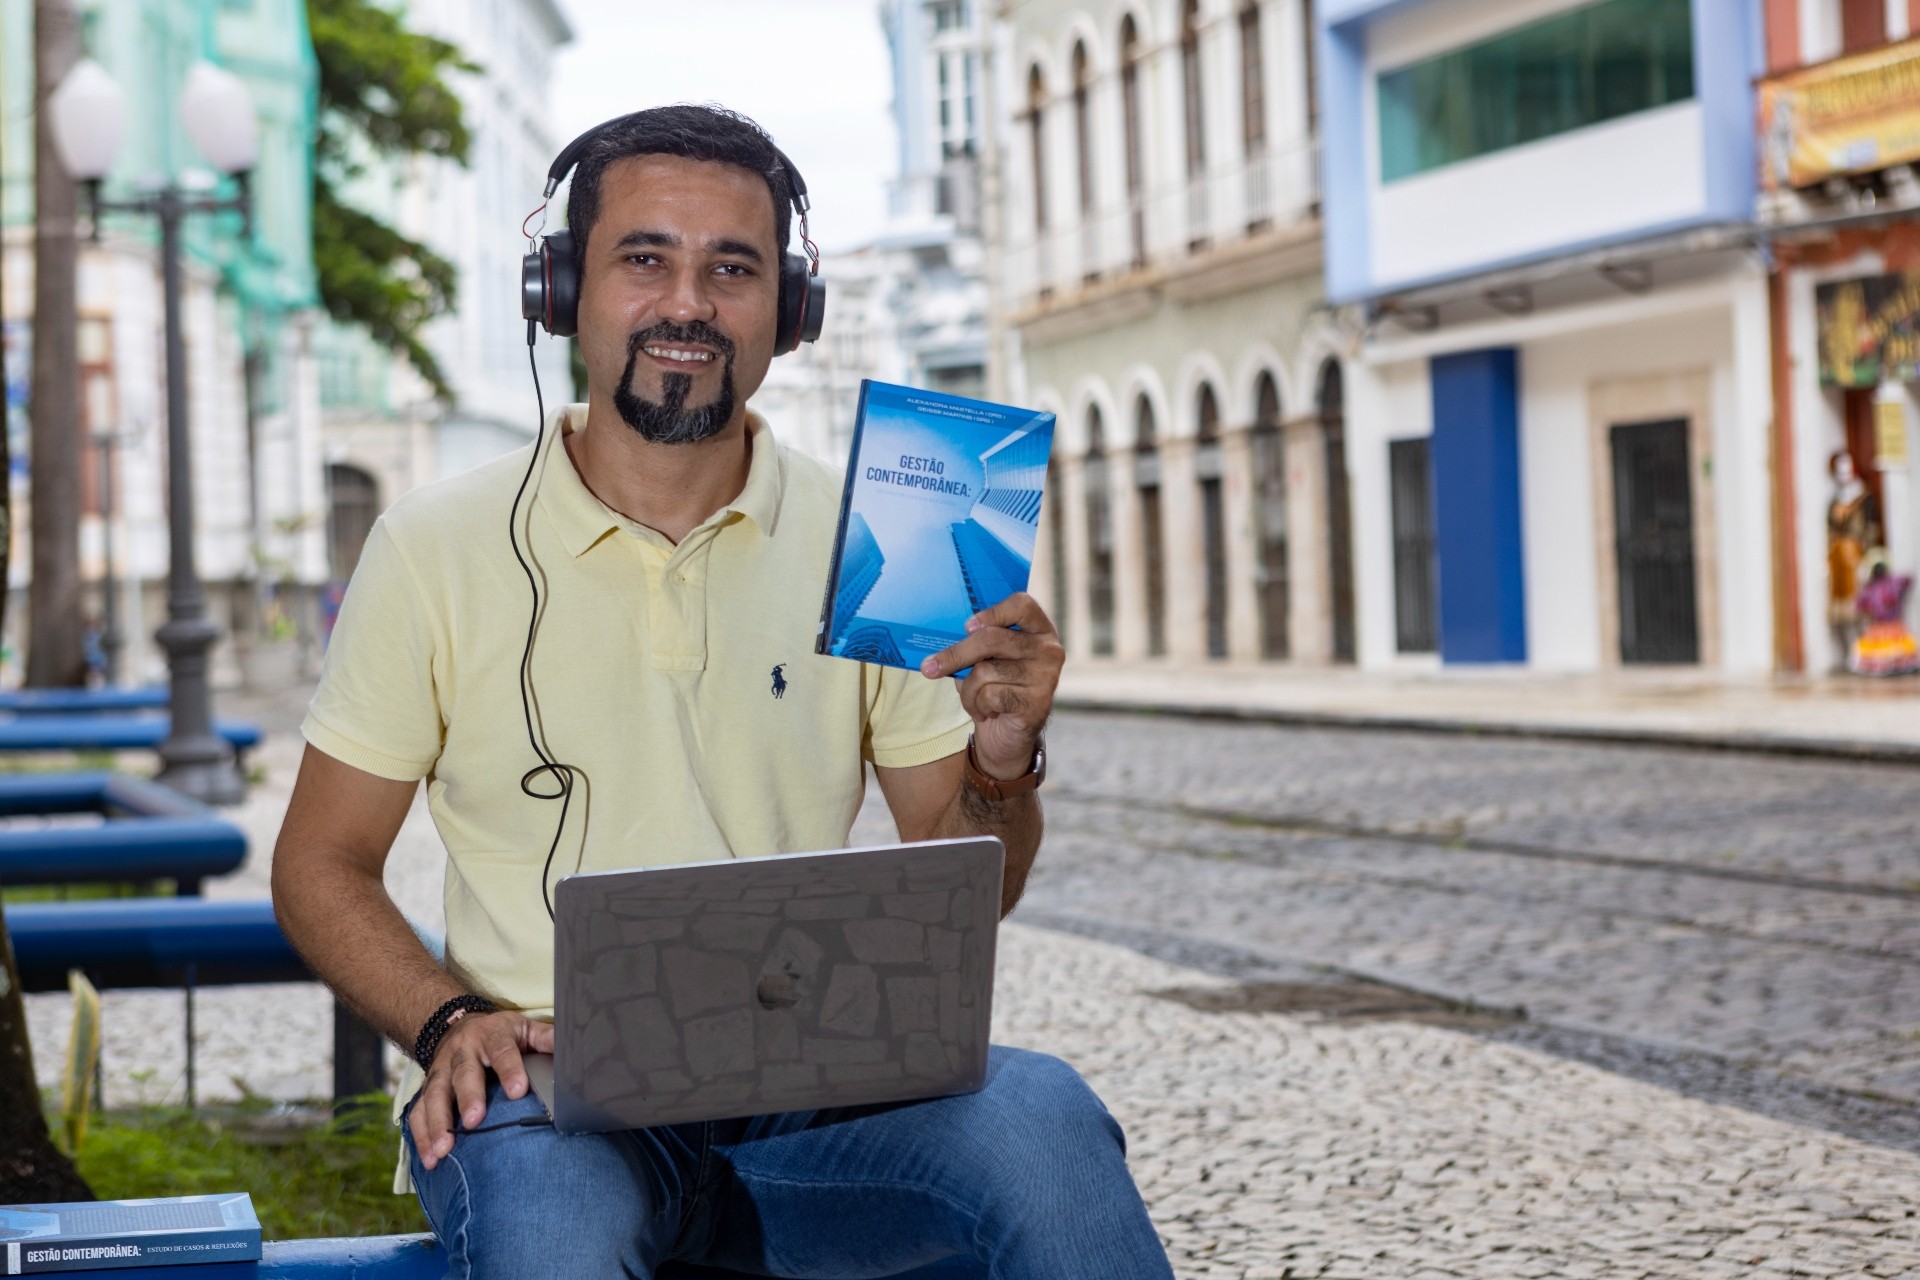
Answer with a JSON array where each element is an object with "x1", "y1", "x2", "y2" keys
[{"x1": 770, "y1": 664, "x2": 789, "y2": 700}]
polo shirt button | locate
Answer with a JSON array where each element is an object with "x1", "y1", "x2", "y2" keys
[{"x1": 673, "y1": 572, "x2": 687, "y2": 585}]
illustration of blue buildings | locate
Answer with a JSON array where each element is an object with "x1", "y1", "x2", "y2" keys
[
  {"x1": 831, "y1": 513, "x2": 886, "y2": 644},
  {"x1": 951, "y1": 426, "x2": 1050, "y2": 613}
]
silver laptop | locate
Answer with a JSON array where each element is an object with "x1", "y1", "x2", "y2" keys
[{"x1": 522, "y1": 837, "x2": 1004, "y2": 1134}]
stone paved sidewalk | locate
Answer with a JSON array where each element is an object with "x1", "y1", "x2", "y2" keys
[
  {"x1": 29, "y1": 918, "x2": 1920, "y2": 1277},
  {"x1": 998, "y1": 926, "x2": 1920, "y2": 1280},
  {"x1": 1059, "y1": 660, "x2": 1920, "y2": 759}
]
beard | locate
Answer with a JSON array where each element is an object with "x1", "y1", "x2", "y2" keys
[{"x1": 612, "y1": 321, "x2": 739, "y2": 445}]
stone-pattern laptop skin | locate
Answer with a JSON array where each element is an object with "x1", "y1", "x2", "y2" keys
[{"x1": 552, "y1": 838, "x2": 1004, "y2": 1132}]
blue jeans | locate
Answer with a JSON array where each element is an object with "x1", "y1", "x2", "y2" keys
[{"x1": 403, "y1": 1046, "x2": 1174, "y2": 1280}]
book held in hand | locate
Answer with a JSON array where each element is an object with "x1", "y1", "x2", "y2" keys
[
  {"x1": 0, "y1": 1194, "x2": 260, "y2": 1273},
  {"x1": 817, "y1": 381, "x2": 1056, "y2": 674}
]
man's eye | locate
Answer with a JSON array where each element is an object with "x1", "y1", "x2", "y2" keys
[
  {"x1": 627, "y1": 254, "x2": 659, "y2": 267},
  {"x1": 715, "y1": 263, "x2": 749, "y2": 277}
]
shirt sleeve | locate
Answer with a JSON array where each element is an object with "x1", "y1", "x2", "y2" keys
[
  {"x1": 861, "y1": 663, "x2": 972, "y2": 769},
  {"x1": 301, "y1": 519, "x2": 447, "y2": 781}
]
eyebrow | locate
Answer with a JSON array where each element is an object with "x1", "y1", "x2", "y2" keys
[{"x1": 611, "y1": 229, "x2": 765, "y2": 264}]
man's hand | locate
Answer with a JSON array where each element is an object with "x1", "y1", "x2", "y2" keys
[
  {"x1": 407, "y1": 1011, "x2": 555, "y2": 1171},
  {"x1": 921, "y1": 592, "x2": 1064, "y2": 778}
]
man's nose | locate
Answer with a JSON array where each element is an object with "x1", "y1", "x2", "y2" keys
[{"x1": 658, "y1": 264, "x2": 717, "y2": 324}]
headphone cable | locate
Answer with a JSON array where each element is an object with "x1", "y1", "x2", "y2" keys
[{"x1": 512, "y1": 320, "x2": 580, "y2": 921}]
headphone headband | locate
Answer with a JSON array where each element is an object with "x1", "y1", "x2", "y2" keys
[{"x1": 542, "y1": 119, "x2": 810, "y2": 217}]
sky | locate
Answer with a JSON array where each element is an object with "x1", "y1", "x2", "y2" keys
[{"x1": 550, "y1": 1, "x2": 900, "y2": 253}]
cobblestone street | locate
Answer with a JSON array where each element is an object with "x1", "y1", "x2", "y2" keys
[
  {"x1": 1023, "y1": 710, "x2": 1920, "y2": 1122},
  {"x1": 23, "y1": 702, "x2": 1920, "y2": 1275}
]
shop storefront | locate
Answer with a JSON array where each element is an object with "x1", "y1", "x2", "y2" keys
[{"x1": 1763, "y1": 38, "x2": 1920, "y2": 675}]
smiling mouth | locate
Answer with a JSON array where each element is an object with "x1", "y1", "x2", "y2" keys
[{"x1": 643, "y1": 345, "x2": 717, "y2": 364}]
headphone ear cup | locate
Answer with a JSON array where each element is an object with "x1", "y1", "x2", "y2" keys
[
  {"x1": 545, "y1": 229, "x2": 580, "y2": 338},
  {"x1": 775, "y1": 252, "x2": 824, "y2": 356},
  {"x1": 775, "y1": 252, "x2": 805, "y2": 355}
]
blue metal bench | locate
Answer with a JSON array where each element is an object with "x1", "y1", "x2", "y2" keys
[
  {"x1": 0, "y1": 771, "x2": 246, "y2": 895},
  {"x1": 7, "y1": 898, "x2": 381, "y2": 1105},
  {"x1": 0, "y1": 686, "x2": 169, "y2": 714},
  {"x1": 69, "y1": 1234, "x2": 976, "y2": 1278},
  {"x1": 8, "y1": 898, "x2": 306, "y2": 993},
  {"x1": 0, "y1": 713, "x2": 261, "y2": 761}
]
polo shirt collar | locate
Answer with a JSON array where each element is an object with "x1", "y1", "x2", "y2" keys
[{"x1": 539, "y1": 405, "x2": 785, "y2": 557}]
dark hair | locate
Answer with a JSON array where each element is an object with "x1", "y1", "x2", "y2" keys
[{"x1": 564, "y1": 104, "x2": 794, "y2": 272}]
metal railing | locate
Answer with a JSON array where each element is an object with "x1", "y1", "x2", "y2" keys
[{"x1": 1007, "y1": 137, "x2": 1319, "y2": 307}]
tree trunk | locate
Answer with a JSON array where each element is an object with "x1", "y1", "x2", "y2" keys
[
  {"x1": 0, "y1": 910, "x2": 92, "y2": 1203},
  {"x1": 27, "y1": 0, "x2": 86, "y2": 689},
  {"x1": 0, "y1": 0, "x2": 97, "y2": 1205}
]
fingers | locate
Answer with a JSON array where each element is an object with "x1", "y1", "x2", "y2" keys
[
  {"x1": 483, "y1": 1023, "x2": 529, "y2": 1101},
  {"x1": 405, "y1": 1012, "x2": 554, "y2": 1173},
  {"x1": 969, "y1": 592, "x2": 1057, "y2": 638},
  {"x1": 408, "y1": 1067, "x2": 457, "y2": 1171},
  {"x1": 525, "y1": 1018, "x2": 556, "y2": 1054},
  {"x1": 959, "y1": 678, "x2": 1036, "y2": 723},
  {"x1": 449, "y1": 1040, "x2": 490, "y2": 1133},
  {"x1": 923, "y1": 622, "x2": 1045, "y2": 681}
]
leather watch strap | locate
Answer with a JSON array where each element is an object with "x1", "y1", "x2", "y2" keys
[{"x1": 963, "y1": 733, "x2": 1046, "y2": 801}]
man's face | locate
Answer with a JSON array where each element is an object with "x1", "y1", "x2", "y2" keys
[{"x1": 577, "y1": 154, "x2": 782, "y2": 444}]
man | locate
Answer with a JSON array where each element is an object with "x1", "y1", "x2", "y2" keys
[{"x1": 272, "y1": 105, "x2": 1174, "y2": 1280}]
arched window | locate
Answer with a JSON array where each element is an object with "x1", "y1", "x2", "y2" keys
[
  {"x1": 1134, "y1": 394, "x2": 1167, "y2": 657},
  {"x1": 1072, "y1": 41, "x2": 1094, "y2": 219},
  {"x1": 1239, "y1": 1, "x2": 1270, "y2": 228},
  {"x1": 1196, "y1": 384, "x2": 1228, "y2": 658},
  {"x1": 1084, "y1": 407, "x2": 1115, "y2": 655},
  {"x1": 1181, "y1": 0, "x2": 1206, "y2": 181},
  {"x1": 1120, "y1": 15, "x2": 1146, "y2": 267},
  {"x1": 327, "y1": 464, "x2": 381, "y2": 580},
  {"x1": 1240, "y1": 2, "x2": 1266, "y2": 153},
  {"x1": 1027, "y1": 65, "x2": 1049, "y2": 237},
  {"x1": 1319, "y1": 360, "x2": 1356, "y2": 663},
  {"x1": 1250, "y1": 371, "x2": 1288, "y2": 658}
]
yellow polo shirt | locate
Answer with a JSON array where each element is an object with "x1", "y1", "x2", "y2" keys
[{"x1": 301, "y1": 405, "x2": 970, "y2": 1174}]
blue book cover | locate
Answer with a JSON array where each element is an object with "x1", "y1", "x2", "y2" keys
[
  {"x1": 816, "y1": 381, "x2": 1056, "y2": 673},
  {"x1": 0, "y1": 1194, "x2": 260, "y2": 1273}
]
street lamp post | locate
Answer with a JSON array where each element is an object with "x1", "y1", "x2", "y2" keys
[
  {"x1": 92, "y1": 428, "x2": 122, "y2": 685},
  {"x1": 52, "y1": 59, "x2": 257, "y2": 804}
]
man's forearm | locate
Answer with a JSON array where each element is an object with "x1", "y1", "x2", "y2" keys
[
  {"x1": 929, "y1": 786, "x2": 1040, "y2": 917},
  {"x1": 273, "y1": 859, "x2": 466, "y2": 1053}
]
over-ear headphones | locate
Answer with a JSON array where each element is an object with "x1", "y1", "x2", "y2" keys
[{"x1": 519, "y1": 120, "x2": 827, "y2": 355}]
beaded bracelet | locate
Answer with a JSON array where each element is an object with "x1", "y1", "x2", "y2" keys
[{"x1": 413, "y1": 994, "x2": 499, "y2": 1070}]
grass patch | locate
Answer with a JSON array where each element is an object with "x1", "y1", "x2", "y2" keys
[
  {"x1": 67, "y1": 1098, "x2": 426, "y2": 1240},
  {"x1": 4, "y1": 881, "x2": 175, "y2": 903}
]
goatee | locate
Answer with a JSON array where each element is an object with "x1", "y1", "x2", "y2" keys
[{"x1": 613, "y1": 322, "x2": 738, "y2": 445}]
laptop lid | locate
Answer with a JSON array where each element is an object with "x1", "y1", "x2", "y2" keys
[{"x1": 543, "y1": 837, "x2": 1004, "y2": 1134}]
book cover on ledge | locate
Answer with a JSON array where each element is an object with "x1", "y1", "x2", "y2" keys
[
  {"x1": 0, "y1": 1194, "x2": 261, "y2": 1273},
  {"x1": 817, "y1": 380, "x2": 1056, "y2": 674}
]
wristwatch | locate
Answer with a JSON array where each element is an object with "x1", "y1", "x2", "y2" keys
[{"x1": 962, "y1": 732, "x2": 1047, "y2": 801}]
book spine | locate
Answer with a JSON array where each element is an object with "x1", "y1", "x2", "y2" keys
[
  {"x1": 815, "y1": 378, "x2": 874, "y2": 657},
  {"x1": 10, "y1": 1229, "x2": 261, "y2": 1272}
]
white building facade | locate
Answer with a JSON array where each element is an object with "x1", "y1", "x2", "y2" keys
[
  {"x1": 755, "y1": 0, "x2": 994, "y2": 472},
  {"x1": 317, "y1": 0, "x2": 573, "y2": 578},
  {"x1": 1004, "y1": 0, "x2": 1339, "y2": 665},
  {"x1": 1317, "y1": 0, "x2": 1776, "y2": 673}
]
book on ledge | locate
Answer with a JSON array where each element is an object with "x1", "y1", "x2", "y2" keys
[
  {"x1": 816, "y1": 380, "x2": 1056, "y2": 674},
  {"x1": 0, "y1": 1194, "x2": 260, "y2": 1273}
]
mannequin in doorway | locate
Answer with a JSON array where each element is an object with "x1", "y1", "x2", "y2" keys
[{"x1": 1827, "y1": 450, "x2": 1871, "y2": 671}]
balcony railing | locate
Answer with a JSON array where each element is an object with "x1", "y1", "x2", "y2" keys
[{"x1": 1007, "y1": 138, "x2": 1318, "y2": 309}]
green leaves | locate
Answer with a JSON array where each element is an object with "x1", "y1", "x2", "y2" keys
[
  {"x1": 313, "y1": 178, "x2": 457, "y2": 401},
  {"x1": 308, "y1": 0, "x2": 477, "y2": 402}
]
